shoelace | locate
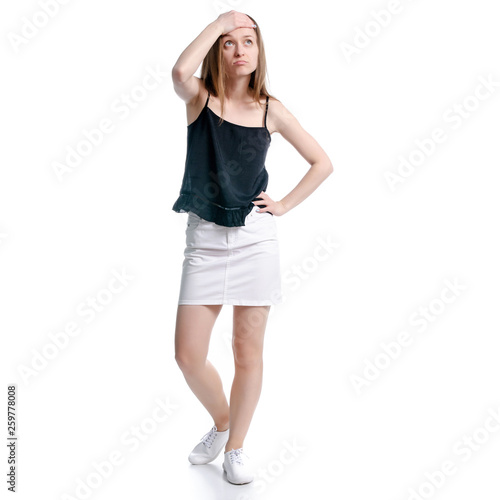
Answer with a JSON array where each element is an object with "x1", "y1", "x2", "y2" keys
[
  {"x1": 229, "y1": 448, "x2": 249, "y2": 466},
  {"x1": 200, "y1": 425, "x2": 217, "y2": 449}
]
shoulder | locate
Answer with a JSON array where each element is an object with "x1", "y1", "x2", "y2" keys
[
  {"x1": 262, "y1": 97, "x2": 332, "y2": 167},
  {"x1": 265, "y1": 96, "x2": 299, "y2": 136}
]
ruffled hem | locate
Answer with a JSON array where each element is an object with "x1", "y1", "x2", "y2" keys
[{"x1": 172, "y1": 193, "x2": 254, "y2": 227}]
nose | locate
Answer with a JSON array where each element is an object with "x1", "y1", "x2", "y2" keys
[{"x1": 234, "y1": 42, "x2": 246, "y2": 56}]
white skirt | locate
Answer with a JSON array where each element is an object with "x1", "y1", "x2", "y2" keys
[{"x1": 178, "y1": 204, "x2": 283, "y2": 306}]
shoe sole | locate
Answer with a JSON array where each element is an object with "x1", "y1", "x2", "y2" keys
[{"x1": 222, "y1": 463, "x2": 253, "y2": 485}]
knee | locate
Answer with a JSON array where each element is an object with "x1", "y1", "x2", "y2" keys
[
  {"x1": 232, "y1": 341, "x2": 263, "y2": 369},
  {"x1": 175, "y1": 350, "x2": 205, "y2": 374}
]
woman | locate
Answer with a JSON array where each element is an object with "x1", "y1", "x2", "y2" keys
[{"x1": 171, "y1": 10, "x2": 333, "y2": 485}]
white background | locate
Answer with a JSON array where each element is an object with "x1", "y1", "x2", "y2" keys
[{"x1": 1, "y1": 0, "x2": 500, "y2": 499}]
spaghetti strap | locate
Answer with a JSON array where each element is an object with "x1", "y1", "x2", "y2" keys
[
  {"x1": 174, "y1": 87, "x2": 273, "y2": 228},
  {"x1": 264, "y1": 95, "x2": 269, "y2": 128}
]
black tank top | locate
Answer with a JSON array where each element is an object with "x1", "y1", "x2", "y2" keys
[{"x1": 172, "y1": 91, "x2": 272, "y2": 227}]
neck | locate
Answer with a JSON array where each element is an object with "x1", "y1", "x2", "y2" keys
[{"x1": 224, "y1": 76, "x2": 252, "y2": 102}]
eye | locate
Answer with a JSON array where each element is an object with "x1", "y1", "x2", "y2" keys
[{"x1": 224, "y1": 40, "x2": 253, "y2": 46}]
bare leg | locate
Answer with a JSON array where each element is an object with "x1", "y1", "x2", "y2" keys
[
  {"x1": 175, "y1": 304, "x2": 230, "y2": 431},
  {"x1": 225, "y1": 305, "x2": 270, "y2": 452}
]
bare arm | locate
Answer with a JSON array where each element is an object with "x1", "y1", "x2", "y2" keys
[
  {"x1": 172, "y1": 21, "x2": 223, "y2": 79},
  {"x1": 255, "y1": 100, "x2": 334, "y2": 216}
]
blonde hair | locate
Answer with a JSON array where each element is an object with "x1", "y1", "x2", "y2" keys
[{"x1": 200, "y1": 14, "x2": 279, "y2": 126}]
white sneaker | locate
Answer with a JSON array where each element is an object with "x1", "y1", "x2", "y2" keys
[
  {"x1": 188, "y1": 425, "x2": 229, "y2": 465},
  {"x1": 222, "y1": 448, "x2": 254, "y2": 484}
]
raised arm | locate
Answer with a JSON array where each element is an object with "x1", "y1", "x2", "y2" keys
[{"x1": 171, "y1": 11, "x2": 256, "y2": 104}]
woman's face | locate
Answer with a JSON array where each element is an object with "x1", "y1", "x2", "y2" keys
[{"x1": 221, "y1": 28, "x2": 259, "y2": 79}]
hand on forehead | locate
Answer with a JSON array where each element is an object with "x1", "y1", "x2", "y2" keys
[{"x1": 224, "y1": 26, "x2": 256, "y2": 37}]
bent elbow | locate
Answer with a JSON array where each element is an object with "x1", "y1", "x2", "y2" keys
[
  {"x1": 323, "y1": 161, "x2": 334, "y2": 177},
  {"x1": 171, "y1": 65, "x2": 187, "y2": 84}
]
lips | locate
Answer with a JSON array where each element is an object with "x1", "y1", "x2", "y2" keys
[{"x1": 233, "y1": 61, "x2": 248, "y2": 65}]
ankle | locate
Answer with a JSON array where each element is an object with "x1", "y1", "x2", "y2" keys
[
  {"x1": 225, "y1": 443, "x2": 243, "y2": 453},
  {"x1": 215, "y1": 421, "x2": 229, "y2": 432}
]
